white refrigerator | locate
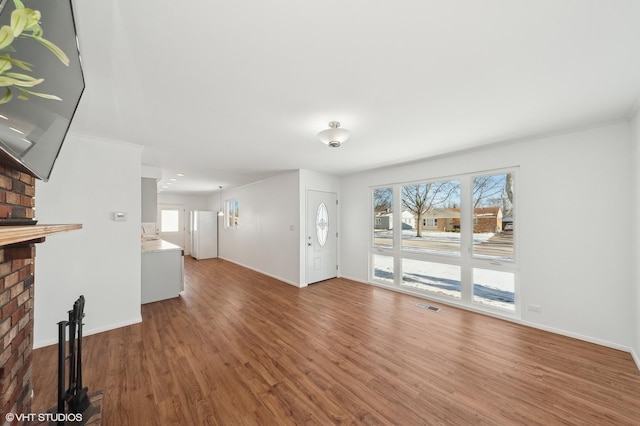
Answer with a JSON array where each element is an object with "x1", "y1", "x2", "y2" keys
[{"x1": 190, "y1": 210, "x2": 218, "y2": 259}]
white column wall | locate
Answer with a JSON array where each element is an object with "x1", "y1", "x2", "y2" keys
[
  {"x1": 34, "y1": 134, "x2": 143, "y2": 347},
  {"x1": 631, "y1": 108, "x2": 640, "y2": 367},
  {"x1": 341, "y1": 122, "x2": 634, "y2": 350},
  {"x1": 218, "y1": 171, "x2": 301, "y2": 286}
]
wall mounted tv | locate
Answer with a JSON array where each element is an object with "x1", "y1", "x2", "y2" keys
[{"x1": 0, "y1": 0, "x2": 84, "y2": 181}]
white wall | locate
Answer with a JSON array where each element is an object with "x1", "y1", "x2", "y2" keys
[
  {"x1": 219, "y1": 171, "x2": 301, "y2": 286},
  {"x1": 34, "y1": 134, "x2": 142, "y2": 347},
  {"x1": 157, "y1": 193, "x2": 212, "y2": 255},
  {"x1": 631, "y1": 108, "x2": 640, "y2": 367},
  {"x1": 341, "y1": 122, "x2": 634, "y2": 350}
]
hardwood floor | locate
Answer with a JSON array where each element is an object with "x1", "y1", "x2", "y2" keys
[{"x1": 33, "y1": 257, "x2": 640, "y2": 425}]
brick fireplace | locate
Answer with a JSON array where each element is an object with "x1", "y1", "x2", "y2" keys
[{"x1": 0, "y1": 164, "x2": 37, "y2": 419}]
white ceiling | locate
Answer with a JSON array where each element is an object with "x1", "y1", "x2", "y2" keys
[{"x1": 68, "y1": 0, "x2": 640, "y2": 193}]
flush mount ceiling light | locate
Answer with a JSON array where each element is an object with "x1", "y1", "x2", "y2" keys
[{"x1": 317, "y1": 121, "x2": 350, "y2": 148}]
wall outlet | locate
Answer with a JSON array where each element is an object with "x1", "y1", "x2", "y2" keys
[{"x1": 527, "y1": 304, "x2": 542, "y2": 313}]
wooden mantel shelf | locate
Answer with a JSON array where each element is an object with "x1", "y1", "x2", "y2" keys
[{"x1": 0, "y1": 224, "x2": 83, "y2": 247}]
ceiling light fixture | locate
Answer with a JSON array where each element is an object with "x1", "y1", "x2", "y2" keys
[{"x1": 317, "y1": 121, "x2": 350, "y2": 148}]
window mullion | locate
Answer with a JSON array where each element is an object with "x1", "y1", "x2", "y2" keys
[
  {"x1": 459, "y1": 176, "x2": 473, "y2": 304},
  {"x1": 393, "y1": 184, "x2": 402, "y2": 285}
]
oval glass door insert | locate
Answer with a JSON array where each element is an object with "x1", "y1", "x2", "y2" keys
[{"x1": 316, "y1": 202, "x2": 329, "y2": 247}]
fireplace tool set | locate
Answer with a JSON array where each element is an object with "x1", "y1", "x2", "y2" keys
[{"x1": 55, "y1": 295, "x2": 92, "y2": 423}]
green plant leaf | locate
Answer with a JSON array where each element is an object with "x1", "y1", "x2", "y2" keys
[
  {"x1": 0, "y1": 54, "x2": 32, "y2": 71},
  {"x1": 0, "y1": 25, "x2": 14, "y2": 49},
  {"x1": 0, "y1": 87, "x2": 12, "y2": 104},
  {"x1": 17, "y1": 86, "x2": 61, "y2": 101},
  {"x1": 33, "y1": 36, "x2": 70, "y2": 66},
  {"x1": 28, "y1": 22, "x2": 42, "y2": 38},
  {"x1": 10, "y1": 8, "x2": 28, "y2": 37},
  {"x1": 0, "y1": 58, "x2": 11, "y2": 73},
  {"x1": 2, "y1": 72, "x2": 44, "y2": 87},
  {"x1": 0, "y1": 1, "x2": 68, "y2": 104},
  {"x1": 24, "y1": 9, "x2": 41, "y2": 32},
  {"x1": 0, "y1": 75, "x2": 17, "y2": 86}
]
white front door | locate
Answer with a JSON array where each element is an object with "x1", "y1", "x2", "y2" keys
[
  {"x1": 306, "y1": 191, "x2": 337, "y2": 284},
  {"x1": 157, "y1": 204, "x2": 185, "y2": 248}
]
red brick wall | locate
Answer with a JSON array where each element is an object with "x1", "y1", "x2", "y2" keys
[{"x1": 0, "y1": 165, "x2": 36, "y2": 419}]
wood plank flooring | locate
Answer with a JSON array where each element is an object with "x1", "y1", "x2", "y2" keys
[{"x1": 32, "y1": 257, "x2": 640, "y2": 425}]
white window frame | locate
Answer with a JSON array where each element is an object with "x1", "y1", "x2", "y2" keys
[{"x1": 369, "y1": 167, "x2": 519, "y2": 318}]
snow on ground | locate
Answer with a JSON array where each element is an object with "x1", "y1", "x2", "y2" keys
[
  {"x1": 376, "y1": 230, "x2": 496, "y2": 243},
  {"x1": 372, "y1": 254, "x2": 515, "y2": 311}
]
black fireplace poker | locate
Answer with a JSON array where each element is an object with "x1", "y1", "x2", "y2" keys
[{"x1": 56, "y1": 295, "x2": 91, "y2": 424}]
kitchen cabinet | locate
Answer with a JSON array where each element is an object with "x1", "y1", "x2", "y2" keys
[{"x1": 141, "y1": 239, "x2": 184, "y2": 304}]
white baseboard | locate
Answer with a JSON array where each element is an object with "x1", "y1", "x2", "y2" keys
[
  {"x1": 515, "y1": 320, "x2": 633, "y2": 353},
  {"x1": 33, "y1": 316, "x2": 142, "y2": 349},
  {"x1": 632, "y1": 347, "x2": 640, "y2": 372},
  {"x1": 218, "y1": 257, "x2": 301, "y2": 288}
]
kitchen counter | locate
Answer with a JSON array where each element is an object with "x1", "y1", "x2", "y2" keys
[
  {"x1": 141, "y1": 238, "x2": 183, "y2": 254},
  {"x1": 141, "y1": 238, "x2": 184, "y2": 304}
]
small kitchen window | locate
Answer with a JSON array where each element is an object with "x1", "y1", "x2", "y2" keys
[{"x1": 160, "y1": 209, "x2": 179, "y2": 232}]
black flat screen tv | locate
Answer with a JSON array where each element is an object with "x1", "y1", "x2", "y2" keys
[{"x1": 0, "y1": 0, "x2": 84, "y2": 181}]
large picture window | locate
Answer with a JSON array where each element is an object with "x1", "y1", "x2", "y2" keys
[{"x1": 369, "y1": 168, "x2": 518, "y2": 315}]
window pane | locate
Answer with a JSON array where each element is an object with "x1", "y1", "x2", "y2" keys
[
  {"x1": 373, "y1": 187, "x2": 393, "y2": 248},
  {"x1": 473, "y1": 268, "x2": 515, "y2": 311},
  {"x1": 226, "y1": 201, "x2": 233, "y2": 228},
  {"x1": 316, "y1": 202, "x2": 329, "y2": 247},
  {"x1": 472, "y1": 173, "x2": 514, "y2": 261},
  {"x1": 401, "y1": 180, "x2": 461, "y2": 255},
  {"x1": 372, "y1": 254, "x2": 394, "y2": 284},
  {"x1": 226, "y1": 200, "x2": 239, "y2": 228},
  {"x1": 401, "y1": 259, "x2": 461, "y2": 299},
  {"x1": 161, "y1": 210, "x2": 179, "y2": 232}
]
